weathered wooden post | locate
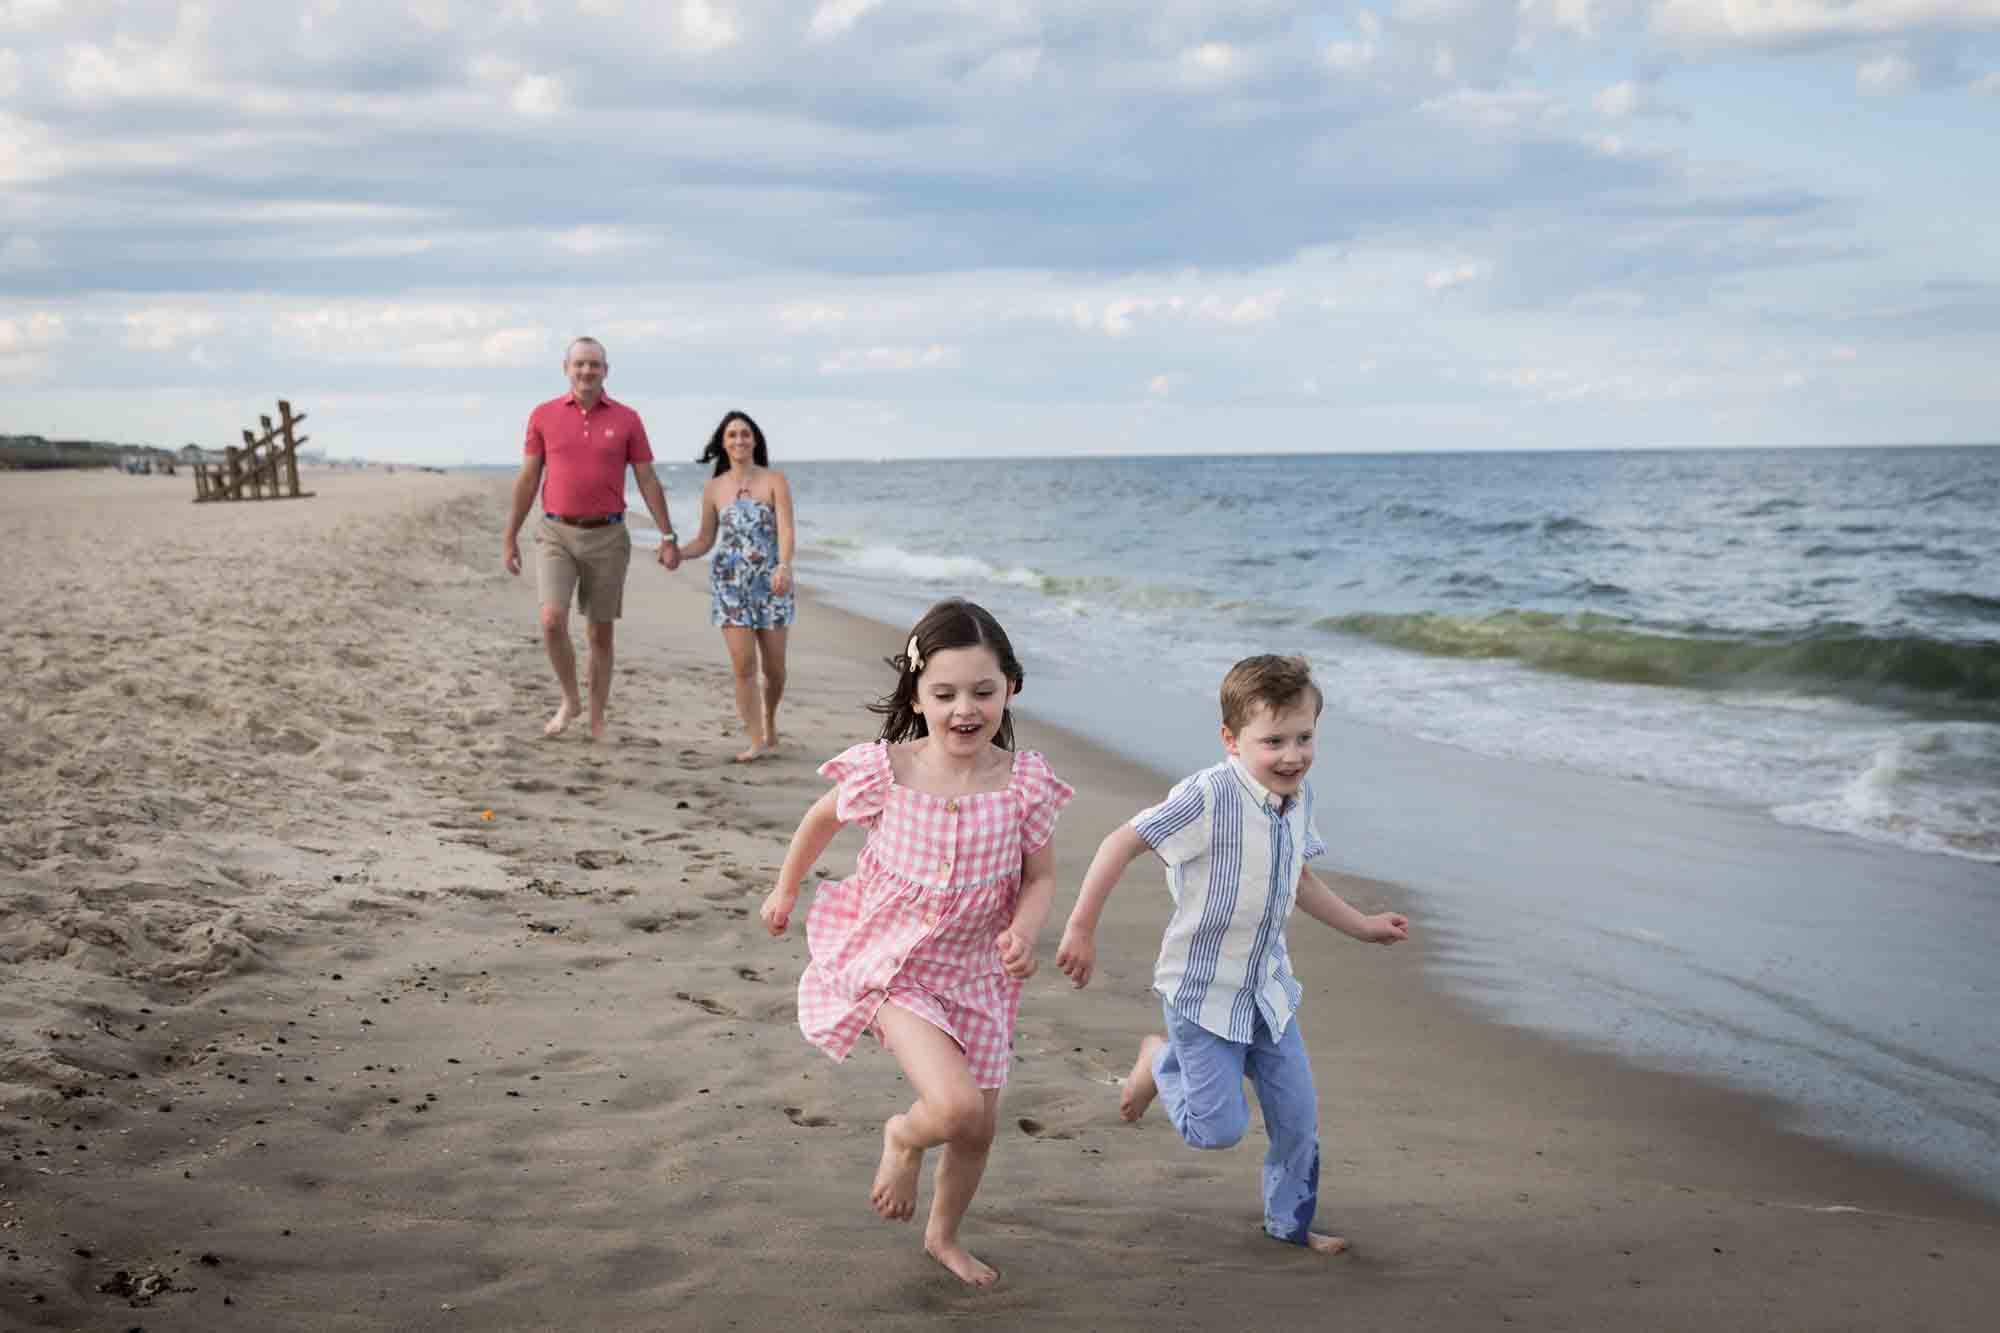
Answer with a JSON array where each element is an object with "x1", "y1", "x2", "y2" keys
[{"x1": 278, "y1": 400, "x2": 308, "y2": 498}]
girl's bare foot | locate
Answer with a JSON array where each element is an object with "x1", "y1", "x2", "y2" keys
[
  {"x1": 543, "y1": 701, "x2": 579, "y2": 737},
  {"x1": 870, "y1": 1116, "x2": 922, "y2": 1221},
  {"x1": 1305, "y1": 1231, "x2": 1349, "y2": 1255},
  {"x1": 1120, "y1": 1034, "x2": 1166, "y2": 1122},
  {"x1": 924, "y1": 1234, "x2": 999, "y2": 1288}
]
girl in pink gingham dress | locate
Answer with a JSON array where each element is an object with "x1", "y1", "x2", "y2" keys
[{"x1": 762, "y1": 599, "x2": 1073, "y2": 1289}]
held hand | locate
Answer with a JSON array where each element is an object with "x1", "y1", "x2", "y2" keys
[
  {"x1": 760, "y1": 885, "x2": 799, "y2": 937},
  {"x1": 996, "y1": 927, "x2": 1037, "y2": 979},
  {"x1": 1055, "y1": 922, "x2": 1096, "y2": 988},
  {"x1": 658, "y1": 541, "x2": 682, "y2": 572},
  {"x1": 504, "y1": 543, "x2": 521, "y2": 576},
  {"x1": 1363, "y1": 912, "x2": 1410, "y2": 945}
]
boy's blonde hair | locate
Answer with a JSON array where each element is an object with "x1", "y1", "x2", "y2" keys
[{"x1": 1219, "y1": 655, "x2": 1323, "y2": 733}]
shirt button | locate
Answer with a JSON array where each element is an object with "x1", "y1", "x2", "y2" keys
[
  {"x1": 945, "y1": 799, "x2": 958, "y2": 814},
  {"x1": 924, "y1": 911, "x2": 939, "y2": 926},
  {"x1": 939, "y1": 859, "x2": 952, "y2": 875}
]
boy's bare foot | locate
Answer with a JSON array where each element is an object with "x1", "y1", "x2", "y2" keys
[
  {"x1": 870, "y1": 1116, "x2": 922, "y2": 1221},
  {"x1": 1304, "y1": 1231, "x2": 1349, "y2": 1255},
  {"x1": 924, "y1": 1234, "x2": 999, "y2": 1288},
  {"x1": 1120, "y1": 1034, "x2": 1166, "y2": 1122},
  {"x1": 543, "y1": 701, "x2": 579, "y2": 737}
]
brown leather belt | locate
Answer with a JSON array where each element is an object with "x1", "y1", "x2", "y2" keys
[{"x1": 546, "y1": 512, "x2": 624, "y2": 528}]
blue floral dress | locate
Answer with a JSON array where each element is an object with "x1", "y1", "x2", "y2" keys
[{"x1": 710, "y1": 489, "x2": 795, "y2": 629}]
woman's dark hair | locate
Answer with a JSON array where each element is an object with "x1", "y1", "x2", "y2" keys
[
  {"x1": 870, "y1": 598, "x2": 1025, "y2": 749},
  {"x1": 697, "y1": 410, "x2": 769, "y2": 476}
]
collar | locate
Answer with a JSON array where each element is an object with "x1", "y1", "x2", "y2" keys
[
  {"x1": 1226, "y1": 756, "x2": 1293, "y2": 816},
  {"x1": 562, "y1": 390, "x2": 617, "y2": 411}
]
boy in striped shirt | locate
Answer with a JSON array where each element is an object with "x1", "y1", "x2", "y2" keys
[{"x1": 1055, "y1": 654, "x2": 1409, "y2": 1254}]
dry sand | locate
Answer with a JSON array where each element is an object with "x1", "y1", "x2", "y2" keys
[{"x1": 2, "y1": 469, "x2": 1995, "y2": 1331}]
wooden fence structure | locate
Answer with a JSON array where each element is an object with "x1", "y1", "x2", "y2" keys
[{"x1": 192, "y1": 400, "x2": 315, "y2": 503}]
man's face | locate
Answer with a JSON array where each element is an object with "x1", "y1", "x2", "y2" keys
[
  {"x1": 1221, "y1": 696, "x2": 1318, "y2": 800},
  {"x1": 565, "y1": 343, "x2": 607, "y2": 400}
]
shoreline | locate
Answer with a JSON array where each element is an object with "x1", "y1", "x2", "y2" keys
[{"x1": 3, "y1": 470, "x2": 1995, "y2": 1330}]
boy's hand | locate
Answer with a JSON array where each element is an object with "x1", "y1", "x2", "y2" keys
[
  {"x1": 1055, "y1": 923, "x2": 1096, "y2": 987},
  {"x1": 760, "y1": 885, "x2": 799, "y2": 937},
  {"x1": 1361, "y1": 911, "x2": 1409, "y2": 945},
  {"x1": 996, "y1": 927, "x2": 1037, "y2": 979}
]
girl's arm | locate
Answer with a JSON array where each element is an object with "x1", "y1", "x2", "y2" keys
[
  {"x1": 996, "y1": 839, "x2": 1058, "y2": 978},
  {"x1": 770, "y1": 470, "x2": 796, "y2": 596},
  {"x1": 761, "y1": 790, "x2": 845, "y2": 936},
  {"x1": 1053, "y1": 823, "x2": 1152, "y2": 987},
  {"x1": 1295, "y1": 865, "x2": 1409, "y2": 944},
  {"x1": 673, "y1": 480, "x2": 723, "y2": 561}
]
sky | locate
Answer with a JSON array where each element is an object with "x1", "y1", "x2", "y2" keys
[{"x1": 3, "y1": 1, "x2": 1998, "y2": 464}]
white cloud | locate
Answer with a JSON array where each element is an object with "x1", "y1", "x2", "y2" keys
[
  {"x1": 808, "y1": 0, "x2": 881, "y2": 41},
  {"x1": 1179, "y1": 42, "x2": 1243, "y2": 84},
  {"x1": 1974, "y1": 71, "x2": 2000, "y2": 96},
  {"x1": 676, "y1": 0, "x2": 740, "y2": 53},
  {"x1": 972, "y1": 45, "x2": 1042, "y2": 83},
  {"x1": 513, "y1": 74, "x2": 564, "y2": 117},
  {"x1": 123, "y1": 309, "x2": 222, "y2": 351},
  {"x1": 1196, "y1": 292, "x2": 1286, "y2": 326},
  {"x1": 1426, "y1": 263, "x2": 1486, "y2": 290},
  {"x1": 0, "y1": 47, "x2": 19, "y2": 97},
  {"x1": 549, "y1": 225, "x2": 653, "y2": 256},
  {"x1": 0, "y1": 233, "x2": 46, "y2": 270},
  {"x1": 819, "y1": 344, "x2": 961, "y2": 373},
  {"x1": 1649, "y1": 1, "x2": 2000, "y2": 49},
  {"x1": 776, "y1": 302, "x2": 847, "y2": 334},
  {"x1": 1595, "y1": 80, "x2": 1642, "y2": 117},
  {"x1": 1857, "y1": 51, "x2": 1919, "y2": 94},
  {"x1": 1421, "y1": 88, "x2": 1565, "y2": 131}
]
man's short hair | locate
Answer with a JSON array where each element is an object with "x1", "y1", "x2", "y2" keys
[
  {"x1": 565, "y1": 336, "x2": 607, "y2": 364},
  {"x1": 1219, "y1": 654, "x2": 1324, "y2": 733}
]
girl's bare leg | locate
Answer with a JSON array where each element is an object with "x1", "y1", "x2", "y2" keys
[
  {"x1": 924, "y1": 1088, "x2": 1002, "y2": 1287},
  {"x1": 720, "y1": 626, "x2": 768, "y2": 761},
  {"x1": 871, "y1": 1004, "x2": 1001, "y2": 1287}
]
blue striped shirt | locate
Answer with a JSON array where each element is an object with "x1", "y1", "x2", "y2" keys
[{"x1": 1131, "y1": 758, "x2": 1328, "y2": 1042}]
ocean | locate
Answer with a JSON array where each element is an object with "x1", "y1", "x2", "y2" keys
[{"x1": 630, "y1": 445, "x2": 2000, "y2": 1202}]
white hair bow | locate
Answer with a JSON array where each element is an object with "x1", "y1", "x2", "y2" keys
[{"x1": 905, "y1": 635, "x2": 924, "y2": 674}]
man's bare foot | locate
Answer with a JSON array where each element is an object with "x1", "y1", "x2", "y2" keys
[
  {"x1": 1304, "y1": 1231, "x2": 1349, "y2": 1255},
  {"x1": 1120, "y1": 1034, "x2": 1166, "y2": 1122},
  {"x1": 543, "y1": 701, "x2": 580, "y2": 738},
  {"x1": 870, "y1": 1116, "x2": 922, "y2": 1221},
  {"x1": 924, "y1": 1234, "x2": 998, "y2": 1288}
]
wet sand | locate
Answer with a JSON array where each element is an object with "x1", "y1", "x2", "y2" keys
[{"x1": 2, "y1": 469, "x2": 1994, "y2": 1331}]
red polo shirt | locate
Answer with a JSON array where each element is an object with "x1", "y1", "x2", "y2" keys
[{"x1": 524, "y1": 392, "x2": 654, "y2": 517}]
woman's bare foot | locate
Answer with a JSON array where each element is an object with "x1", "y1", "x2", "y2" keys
[
  {"x1": 543, "y1": 700, "x2": 579, "y2": 737},
  {"x1": 870, "y1": 1116, "x2": 922, "y2": 1221},
  {"x1": 1120, "y1": 1034, "x2": 1166, "y2": 1122},
  {"x1": 1304, "y1": 1231, "x2": 1349, "y2": 1255},
  {"x1": 734, "y1": 739, "x2": 772, "y2": 763},
  {"x1": 924, "y1": 1234, "x2": 999, "y2": 1288}
]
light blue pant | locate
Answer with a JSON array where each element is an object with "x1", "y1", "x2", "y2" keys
[{"x1": 1154, "y1": 1002, "x2": 1321, "y2": 1244}]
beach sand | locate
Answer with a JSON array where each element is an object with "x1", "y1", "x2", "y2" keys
[{"x1": 3, "y1": 469, "x2": 1994, "y2": 1331}]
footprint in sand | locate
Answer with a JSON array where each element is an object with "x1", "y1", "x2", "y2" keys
[
  {"x1": 734, "y1": 966, "x2": 765, "y2": 983},
  {"x1": 783, "y1": 1106, "x2": 835, "y2": 1128},
  {"x1": 675, "y1": 992, "x2": 734, "y2": 1017},
  {"x1": 627, "y1": 910, "x2": 701, "y2": 933},
  {"x1": 1016, "y1": 1117, "x2": 1077, "y2": 1141}
]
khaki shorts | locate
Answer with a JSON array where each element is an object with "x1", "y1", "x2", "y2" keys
[{"x1": 535, "y1": 516, "x2": 632, "y2": 622}]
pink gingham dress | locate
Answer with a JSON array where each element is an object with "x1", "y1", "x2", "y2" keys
[{"x1": 797, "y1": 740, "x2": 1074, "y2": 1089}]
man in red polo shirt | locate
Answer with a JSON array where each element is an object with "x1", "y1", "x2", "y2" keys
[{"x1": 502, "y1": 336, "x2": 681, "y2": 742}]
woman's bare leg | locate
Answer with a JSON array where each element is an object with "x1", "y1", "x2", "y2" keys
[
  {"x1": 720, "y1": 626, "x2": 768, "y2": 761},
  {"x1": 754, "y1": 626, "x2": 789, "y2": 753}
]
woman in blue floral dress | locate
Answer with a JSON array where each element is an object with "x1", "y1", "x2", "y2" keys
[{"x1": 676, "y1": 411, "x2": 797, "y2": 762}]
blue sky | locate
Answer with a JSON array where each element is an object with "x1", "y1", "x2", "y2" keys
[{"x1": 3, "y1": 0, "x2": 1997, "y2": 462}]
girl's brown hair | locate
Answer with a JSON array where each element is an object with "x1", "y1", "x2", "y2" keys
[{"x1": 869, "y1": 598, "x2": 1025, "y2": 749}]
